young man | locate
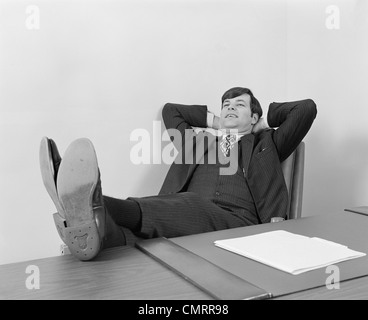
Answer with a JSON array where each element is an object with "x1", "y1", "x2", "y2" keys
[{"x1": 40, "y1": 87, "x2": 317, "y2": 261}]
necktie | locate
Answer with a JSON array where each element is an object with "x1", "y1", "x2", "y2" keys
[{"x1": 220, "y1": 134, "x2": 237, "y2": 157}]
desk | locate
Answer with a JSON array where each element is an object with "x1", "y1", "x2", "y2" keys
[
  {"x1": 2, "y1": 246, "x2": 368, "y2": 300},
  {"x1": 344, "y1": 206, "x2": 368, "y2": 216},
  {"x1": 273, "y1": 276, "x2": 368, "y2": 300},
  {"x1": 169, "y1": 211, "x2": 368, "y2": 298},
  {"x1": 0, "y1": 245, "x2": 211, "y2": 300},
  {"x1": 1, "y1": 211, "x2": 368, "y2": 300}
]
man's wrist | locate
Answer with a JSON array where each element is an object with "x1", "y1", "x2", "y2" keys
[
  {"x1": 207, "y1": 111, "x2": 215, "y2": 128},
  {"x1": 207, "y1": 111, "x2": 221, "y2": 129},
  {"x1": 213, "y1": 116, "x2": 221, "y2": 130}
]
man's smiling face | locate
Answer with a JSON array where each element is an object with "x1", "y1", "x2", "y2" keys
[{"x1": 220, "y1": 93, "x2": 258, "y2": 133}]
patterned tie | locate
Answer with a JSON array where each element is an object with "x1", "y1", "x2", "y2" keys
[{"x1": 220, "y1": 134, "x2": 237, "y2": 157}]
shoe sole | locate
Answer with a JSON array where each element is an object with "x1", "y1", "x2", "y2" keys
[
  {"x1": 39, "y1": 137, "x2": 67, "y2": 243},
  {"x1": 57, "y1": 138, "x2": 102, "y2": 261}
]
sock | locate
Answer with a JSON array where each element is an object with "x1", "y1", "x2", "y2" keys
[{"x1": 103, "y1": 196, "x2": 142, "y2": 232}]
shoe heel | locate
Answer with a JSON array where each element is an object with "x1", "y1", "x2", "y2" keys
[
  {"x1": 53, "y1": 212, "x2": 67, "y2": 243},
  {"x1": 64, "y1": 221, "x2": 102, "y2": 261},
  {"x1": 39, "y1": 137, "x2": 65, "y2": 216}
]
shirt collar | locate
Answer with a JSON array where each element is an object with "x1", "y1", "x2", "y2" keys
[{"x1": 219, "y1": 129, "x2": 245, "y2": 142}]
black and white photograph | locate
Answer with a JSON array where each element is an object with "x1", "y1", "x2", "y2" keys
[{"x1": 1, "y1": 0, "x2": 368, "y2": 303}]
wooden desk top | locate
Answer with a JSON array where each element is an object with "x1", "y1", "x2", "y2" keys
[
  {"x1": 2, "y1": 211, "x2": 368, "y2": 300},
  {"x1": 170, "y1": 211, "x2": 368, "y2": 298},
  {"x1": 2, "y1": 244, "x2": 368, "y2": 300},
  {"x1": 0, "y1": 245, "x2": 211, "y2": 300},
  {"x1": 273, "y1": 276, "x2": 368, "y2": 300},
  {"x1": 2, "y1": 243, "x2": 368, "y2": 300},
  {"x1": 345, "y1": 206, "x2": 368, "y2": 216}
]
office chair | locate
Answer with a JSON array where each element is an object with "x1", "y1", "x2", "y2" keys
[{"x1": 281, "y1": 142, "x2": 305, "y2": 220}]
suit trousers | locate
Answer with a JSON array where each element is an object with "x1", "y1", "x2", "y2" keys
[{"x1": 128, "y1": 192, "x2": 255, "y2": 239}]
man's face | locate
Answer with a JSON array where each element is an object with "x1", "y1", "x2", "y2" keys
[{"x1": 220, "y1": 94, "x2": 258, "y2": 132}]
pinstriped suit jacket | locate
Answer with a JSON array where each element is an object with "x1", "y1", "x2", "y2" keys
[{"x1": 159, "y1": 99, "x2": 317, "y2": 223}]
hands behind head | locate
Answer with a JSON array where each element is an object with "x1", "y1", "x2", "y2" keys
[{"x1": 252, "y1": 118, "x2": 269, "y2": 134}]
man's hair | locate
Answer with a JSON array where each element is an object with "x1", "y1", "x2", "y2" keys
[{"x1": 221, "y1": 87, "x2": 263, "y2": 118}]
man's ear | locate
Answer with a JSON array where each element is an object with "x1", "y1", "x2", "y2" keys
[{"x1": 251, "y1": 113, "x2": 259, "y2": 125}]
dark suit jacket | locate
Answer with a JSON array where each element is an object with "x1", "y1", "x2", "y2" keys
[{"x1": 159, "y1": 99, "x2": 317, "y2": 223}]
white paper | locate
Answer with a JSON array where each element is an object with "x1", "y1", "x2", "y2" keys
[{"x1": 214, "y1": 230, "x2": 366, "y2": 275}]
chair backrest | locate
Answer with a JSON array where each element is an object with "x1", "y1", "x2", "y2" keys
[{"x1": 281, "y1": 142, "x2": 305, "y2": 220}]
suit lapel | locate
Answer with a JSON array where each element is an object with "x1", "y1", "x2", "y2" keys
[
  {"x1": 182, "y1": 131, "x2": 217, "y2": 189},
  {"x1": 240, "y1": 134, "x2": 254, "y2": 177}
]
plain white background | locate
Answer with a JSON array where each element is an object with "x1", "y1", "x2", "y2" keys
[{"x1": 0, "y1": 0, "x2": 367, "y2": 265}]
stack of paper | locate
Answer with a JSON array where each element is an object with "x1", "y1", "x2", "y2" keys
[{"x1": 214, "y1": 230, "x2": 366, "y2": 275}]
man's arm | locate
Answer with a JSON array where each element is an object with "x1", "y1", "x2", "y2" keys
[
  {"x1": 162, "y1": 103, "x2": 209, "y2": 134},
  {"x1": 162, "y1": 103, "x2": 215, "y2": 153},
  {"x1": 267, "y1": 99, "x2": 317, "y2": 162}
]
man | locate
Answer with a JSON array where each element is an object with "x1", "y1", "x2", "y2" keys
[{"x1": 40, "y1": 87, "x2": 317, "y2": 261}]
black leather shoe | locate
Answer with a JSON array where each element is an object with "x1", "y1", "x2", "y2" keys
[
  {"x1": 56, "y1": 138, "x2": 106, "y2": 261},
  {"x1": 39, "y1": 137, "x2": 67, "y2": 243}
]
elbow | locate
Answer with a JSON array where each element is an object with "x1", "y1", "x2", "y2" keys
[
  {"x1": 162, "y1": 102, "x2": 176, "y2": 111},
  {"x1": 162, "y1": 103, "x2": 173, "y2": 120},
  {"x1": 305, "y1": 99, "x2": 317, "y2": 119},
  {"x1": 162, "y1": 103, "x2": 172, "y2": 112},
  {"x1": 162, "y1": 103, "x2": 178, "y2": 129}
]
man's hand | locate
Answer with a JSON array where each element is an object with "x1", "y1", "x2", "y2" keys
[{"x1": 252, "y1": 118, "x2": 269, "y2": 133}]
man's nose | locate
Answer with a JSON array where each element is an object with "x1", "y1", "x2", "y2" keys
[{"x1": 227, "y1": 105, "x2": 236, "y2": 110}]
